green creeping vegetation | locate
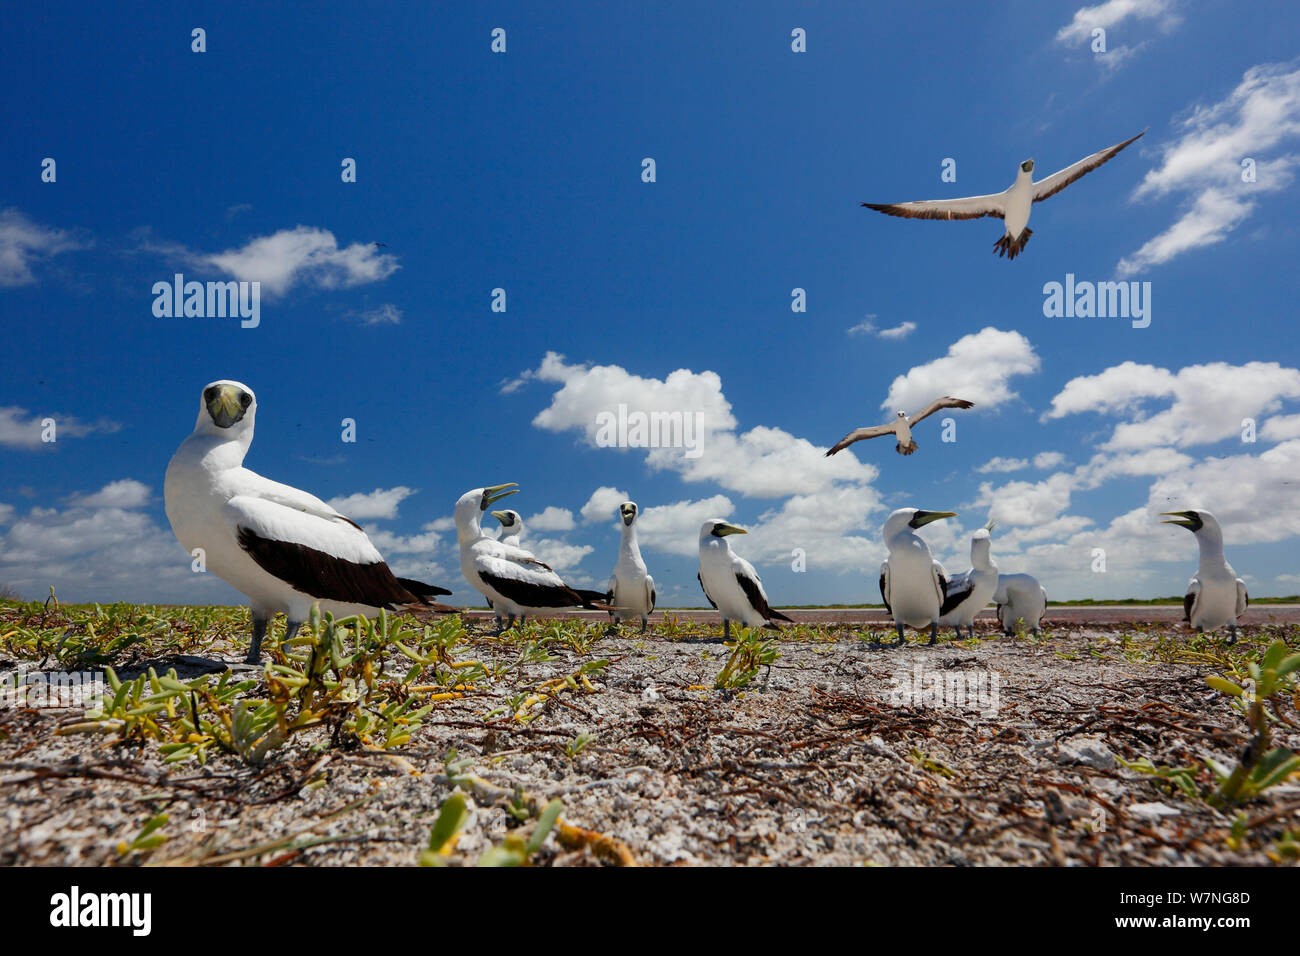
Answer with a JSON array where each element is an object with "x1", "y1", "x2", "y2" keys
[
  {"x1": 418, "y1": 749, "x2": 637, "y2": 867},
  {"x1": 58, "y1": 608, "x2": 475, "y2": 764},
  {"x1": 116, "y1": 813, "x2": 169, "y2": 858},
  {"x1": 714, "y1": 627, "x2": 780, "y2": 690},
  {"x1": 419, "y1": 776, "x2": 563, "y2": 867},
  {"x1": 1120, "y1": 640, "x2": 1300, "y2": 808},
  {"x1": 1, "y1": 593, "x2": 248, "y2": 667}
]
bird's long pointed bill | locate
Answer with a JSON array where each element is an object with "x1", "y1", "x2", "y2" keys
[
  {"x1": 1160, "y1": 511, "x2": 1197, "y2": 528},
  {"x1": 482, "y1": 483, "x2": 519, "y2": 509},
  {"x1": 716, "y1": 523, "x2": 747, "y2": 536},
  {"x1": 489, "y1": 510, "x2": 512, "y2": 522},
  {"x1": 913, "y1": 510, "x2": 957, "y2": 527},
  {"x1": 206, "y1": 385, "x2": 244, "y2": 428}
]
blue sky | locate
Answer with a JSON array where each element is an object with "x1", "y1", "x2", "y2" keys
[{"x1": 2, "y1": 1, "x2": 1299, "y2": 608}]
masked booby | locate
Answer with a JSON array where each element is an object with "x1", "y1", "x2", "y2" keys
[
  {"x1": 455, "y1": 485, "x2": 605, "y2": 630},
  {"x1": 491, "y1": 509, "x2": 523, "y2": 548},
  {"x1": 164, "y1": 380, "x2": 454, "y2": 663},
  {"x1": 826, "y1": 397, "x2": 974, "y2": 457},
  {"x1": 482, "y1": 509, "x2": 523, "y2": 626},
  {"x1": 697, "y1": 519, "x2": 792, "y2": 639},
  {"x1": 862, "y1": 130, "x2": 1145, "y2": 260},
  {"x1": 992, "y1": 573, "x2": 1048, "y2": 636},
  {"x1": 1161, "y1": 510, "x2": 1249, "y2": 642},
  {"x1": 879, "y1": 508, "x2": 956, "y2": 646},
  {"x1": 605, "y1": 500, "x2": 656, "y2": 632},
  {"x1": 938, "y1": 522, "x2": 999, "y2": 640}
]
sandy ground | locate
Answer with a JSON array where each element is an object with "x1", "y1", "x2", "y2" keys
[{"x1": 2, "y1": 618, "x2": 1298, "y2": 867}]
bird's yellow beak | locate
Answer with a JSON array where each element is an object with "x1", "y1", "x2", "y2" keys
[
  {"x1": 1160, "y1": 511, "x2": 1197, "y2": 529},
  {"x1": 206, "y1": 384, "x2": 246, "y2": 429},
  {"x1": 489, "y1": 510, "x2": 512, "y2": 523},
  {"x1": 482, "y1": 483, "x2": 519, "y2": 509},
  {"x1": 715, "y1": 522, "x2": 748, "y2": 536},
  {"x1": 912, "y1": 510, "x2": 957, "y2": 527}
]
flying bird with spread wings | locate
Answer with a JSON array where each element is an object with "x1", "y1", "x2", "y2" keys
[
  {"x1": 861, "y1": 130, "x2": 1145, "y2": 260},
  {"x1": 825, "y1": 396, "x2": 974, "y2": 457}
]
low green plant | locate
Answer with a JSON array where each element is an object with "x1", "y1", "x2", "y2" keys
[{"x1": 714, "y1": 627, "x2": 779, "y2": 690}]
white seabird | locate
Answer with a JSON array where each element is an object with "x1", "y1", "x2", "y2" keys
[
  {"x1": 164, "y1": 380, "x2": 453, "y2": 663},
  {"x1": 483, "y1": 509, "x2": 524, "y2": 626},
  {"x1": 491, "y1": 508, "x2": 523, "y2": 549},
  {"x1": 862, "y1": 130, "x2": 1145, "y2": 260},
  {"x1": 697, "y1": 520, "x2": 792, "y2": 639},
  {"x1": 606, "y1": 500, "x2": 655, "y2": 632},
  {"x1": 992, "y1": 573, "x2": 1048, "y2": 636},
  {"x1": 455, "y1": 485, "x2": 605, "y2": 630},
  {"x1": 879, "y1": 508, "x2": 956, "y2": 646},
  {"x1": 826, "y1": 397, "x2": 974, "y2": 457},
  {"x1": 1161, "y1": 509, "x2": 1249, "y2": 642},
  {"x1": 938, "y1": 522, "x2": 999, "y2": 640}
]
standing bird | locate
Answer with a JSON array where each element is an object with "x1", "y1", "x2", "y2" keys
[
  {"x1": 826, "y1": 397, "x2": 974, "y2": 457},
  {"x1": 482, "y1": 508, "x2": 524, "y2": 627},
  {"x1": 862, "y1": 130, "x2": 1145, "y2": 260},
  {"x1": 164, "y1": 380, "x2": 453, "y2": 663},
  {"x1": 1161, "y1": 510, "x2": 1249, "y2": 642},
  {"x1": 879, "y1": 508, "x2": 956, "y2": 646},
  {"x1": 697, "y1": 520, "x2": 792, "y2": 638},
  {"x1": 939, "y1": 522, "x2": 999, "y2": 640},
  {"x1": 606, "y1": 501, "x2": 656, "y2": 632},
  {"x1": 454, "y1": 485, "x2": 605, "y2": 631},
  {"x1": 992, "y1": 573, "x2": 1048, "y2": 636},
  {"x1": 492, "y1": 508, "x2": 523, "y2": 548}
]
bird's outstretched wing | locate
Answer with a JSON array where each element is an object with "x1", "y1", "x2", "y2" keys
[
  {"x1": 825, "y1": 423, "x2": 895, "y2": 456},
  {"x1": 862, "y1": 193, "x2": 1006, "y2": 221},
  {"x1": 908, "y1": 396, "x2": 974, "y2": 427},
  {"x1": 1032, "y1": 130, "x2": 1145, "y2": 203}
]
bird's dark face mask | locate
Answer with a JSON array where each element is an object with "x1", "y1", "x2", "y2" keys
[
  {"x1": 205, "y1": 384, "x2": 252, "y2": 429},
  {"x1": 621, "y1": 504, "x2": 637, "y2": 526}
]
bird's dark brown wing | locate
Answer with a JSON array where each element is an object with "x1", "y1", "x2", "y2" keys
[
  {"x1": 737, "y1": 571, "x2": 793, "y2": 623},
  {"x1": 1032, "y1": 130, "x2": 1146, "y2": 203},
  {"x1": 698, "y1": 572, "x2": 718, "y2": 609},
  {"x1": 237, "y1": 527, "x2": 416, "y2": 609}
]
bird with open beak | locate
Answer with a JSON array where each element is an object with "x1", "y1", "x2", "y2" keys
[{"x1": 455, "y1": 484, "x2": 606, "y2": 631}]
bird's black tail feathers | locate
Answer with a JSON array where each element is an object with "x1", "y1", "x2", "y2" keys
[
  {"x1": 397, "y1": 577, "x2": 454, "y2": 602},
  {"x1": 575, "y1": 588, "x2": 613, "y2": 610},
  {"x1": 895, "y1": 440, "x2": 919, "y2": 455},
  {"x1": 993, "y1": 227, "x2": 1032, "y2": 260}
]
